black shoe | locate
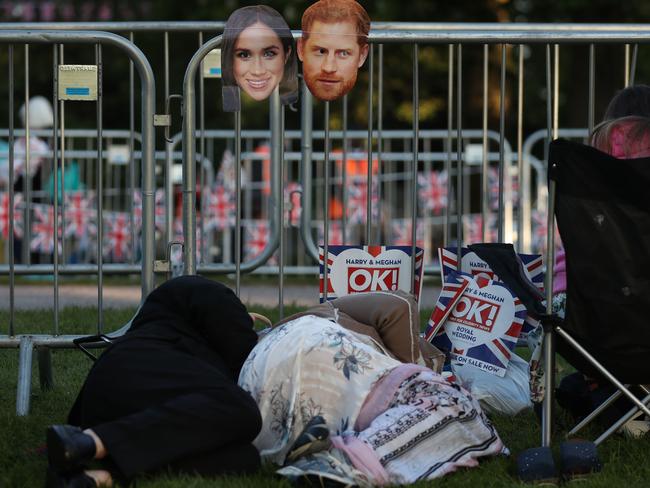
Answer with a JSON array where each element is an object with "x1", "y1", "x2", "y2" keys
[
  {"x1": 46, "y1": 467, "x2": 97, "y2": 488},
  {"x1": 286, "y1": 416, "x2": 331, "y2": 463},
  {"x1": 47, "y1": 425, "x2": 96, "y2": 473}
]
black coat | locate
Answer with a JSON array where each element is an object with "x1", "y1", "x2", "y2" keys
[
  {"x1": 118, "y1": 275, "x2": 258, "y2": 380},
  {"x1": 66, "y1": 276, "x2": 262, "y2": 479}
]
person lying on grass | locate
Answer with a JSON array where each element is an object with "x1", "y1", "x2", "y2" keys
[
  {"x1": 241, "y1": 290, "x2": 507, "y2": 485},
  {"x1": 45, "y1": 276, "x2": 262, "y2": 488}
]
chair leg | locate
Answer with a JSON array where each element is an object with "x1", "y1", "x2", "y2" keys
[
  {"x1": 541, "y1": 328, "x2": 556, "y2": 446},
  {"x1": 556, "y1": 326, "x2": 650, "y2": 418},
  {"x1": 594, "y1": 392, "x2": 650, "y2": 445},
  {"x1": 568, "y1": 389, "x2": 625, "y2": 437}
]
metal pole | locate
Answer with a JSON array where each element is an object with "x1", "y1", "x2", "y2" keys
[
  {"x1": 8, "y1": 44, "x2": 15, "y2": 335},
  {"x1": 199, "y1": 32, "x2": 206, "y2": 265},
  {"x1": 235, "y1": 111, "x2": 242, "y2": 296},
  {"x1": 377, "y1": 43, "x2": 384, "y2": 246},
  {"x1": 517, "y1": 45, "x2": 525, "y2": 252},
  {"x1": 52, "y1": 45, "x2": 60, "y2": 335},
  {"x1": 553, "y1": 44, "x2": 559, "y2": 141},
  {"x1": 24, "y1": 45, "x2": 31, "y2": 265},
  {"x1": 341, "y1": 94, "x2": 348, "y2": 244},
  {"x1": 128, "y1": 31, "x2": 136, "y2": 266},
  {"x1": 445, "y1": 44, "x2": 453, "y2": 248},
  {"x1": 164, "y1": 32, "x2": 173, "y2": 250},
  {"x1": 588, "y1": 44, "x2": 595, "y2": 136},
  {"x1": 498, "y1": 44, "x2": 506, "y2": 243},
  {"x1": 366, "y1": 45, "x2": 374, "y2": 245},
  {"x1": 481, "y1": 44, "x2": 489, "y2": 243},
  {"x1": 277, "y1": 90, "x2": 285, "y2": 319},
  {"x1": 624, "y1": 44, "x2": 630, "y2": 87},
  {"x1": 323, "y1": 101, "x2": 330, "y2": 300},
  {"x1": 59, "y1": 45, "x2": 67, "y2": 263},
  {"x1": 299, "y1": 79, "x2": 318, "y2": 261},
  {"x1": 16, "y1": 336, "x2": 33, "y2": 416},
  {"x1": 455, "y1": 44, "x2": 463, "y2": 258},
  {"x1": 411, "y1": 44, "x2": 419, "y2": 294},
  {"x1": 541, "y1": 43, "x2": 556, "y2": 449},
  {"x1": 96, "y1": 43, "x2": 104, "y2": 331},
  {"x1": 629, "y1": 44, "x2": 638, "y2": 85}
]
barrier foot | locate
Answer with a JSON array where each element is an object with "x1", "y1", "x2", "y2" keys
[
  {"x1": 38, "y1": 347, "x2": 54, "y2": 391},
  {"x1": 16, "y1": 336, "x2": 34, "y2": 416}
]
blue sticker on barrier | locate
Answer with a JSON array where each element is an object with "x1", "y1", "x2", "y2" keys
[
  {"x1": 66, "y1": 87, "x2": 90, "y2": 96},
  {"x1": 209, "y1": 68, "x2": 221, "y2": 75}
]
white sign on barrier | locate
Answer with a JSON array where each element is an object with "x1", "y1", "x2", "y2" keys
[
  {"x1": 202, "y1": 49, "x2": 222, "y2": 78},
  {"x1": 319, "y1": 245, "x2": 424, "y2": 302},
  {"x1": 107, "y1": 145, "x2": 130, "y2": 165},
  {"x1": 58, "y1": 65, "x2": 98, "y2": 101}
]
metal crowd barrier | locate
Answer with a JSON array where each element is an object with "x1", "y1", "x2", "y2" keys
[
  {"x1": 182, "y1": 27, "x2": 649, "y2": 447},
  {"x1": 0, "y1": 23, "x2": 647, "y2": 422},
  {"x1": 0, "y1": 30, "x2": 155, "y2": 415}
]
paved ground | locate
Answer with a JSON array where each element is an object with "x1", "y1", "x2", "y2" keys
[{"x1": 0, "y1": 283, "x2": 442, "y2": 310}]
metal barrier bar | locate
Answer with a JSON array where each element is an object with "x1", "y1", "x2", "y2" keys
[
  {"x1": 481, "y1": 44, "x2": 489, "y2": 243},
  {"x1": 410, "y1": 44, "x2": 419, "y2": 293},
  {"x1": 96, "y1": 42, "x2": 105, "y2": 331},
  {"x1": 497, "y1": 44, "x2": 506, "y2": 242},
  {"x1": 366, "y1": 45, "x2": 374, "y2": 244},
  {"x1": 8, "y1": 43, "x2": 15, "y2": 335},
  {"x1": 182, "y1": 34, "x2": 281, "y2": 276},
  {"x1": 0, "y1": 30, "x2": 156, "y2": 416},
  {"x1": 323, "y1": 101, "x2": 331, "y2": 299},
  {"x1": 24, "y1": 44, "x2": 31, "y2": 264},
  {"x1": 52, "y1": 44, "x2": 60, "y2": 335},
  {"x1": 455, "y1": 44, "x2": 463, "y2": 257},
  {"x1": 446, "y1": 44, "x2": 453, "y2": 248},
  {"x1": 516, "y1": 44, "x2": 525, "y2": 252}
]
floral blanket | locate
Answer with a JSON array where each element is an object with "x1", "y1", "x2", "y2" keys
[
  {"x1": 239, "y1": 315, "x2": 506, "y2": 484},
  {"x1": 238, "y1": 315, "x2": 398, "y2": 464}
]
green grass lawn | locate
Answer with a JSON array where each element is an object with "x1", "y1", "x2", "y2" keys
[{"x1": 2, "y1": 306, "x2": 650, "y2": 487}]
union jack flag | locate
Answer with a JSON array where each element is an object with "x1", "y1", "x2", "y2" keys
[
  {"x1": 285, "y1": 182, "x2": 302, "y2": 227},
  {"x1": 204, "y1": 185, "x2": 235, "y2": 231},
  {"x1": 417, "y1": 170, "x2": 448, "y2": 214},
  {"x1": 431, "y1": 274, "x2": 527, "y2": 377},
  {"x1": 438, "y1": 245, "x2": 545, "y2": 345},
  {"x1": 438, "y1": 246, "x2": 545, "y2": 293},
  {"x1": 424, "y1": 271, "x2": 471, "y2": 342},
  {"x1": 0, "y1": 191, "x2": 24, "y2": 239},
  {"x1": 346, "y1": 179, "x2": 379, "y2": 225},
  {"x1": 488, "y1": 167, "x2": 520, "y2": 211},
  {"x1": 243, "y1": 220, "x2": 271, "y2": 262},
  {"x1": 316, "y1": 220, "x2": 347, "y2": 246},
  {"x1": 462, "y1": 213, "x2": 497, "y2": 245},
  {"x1": 64, "y1": 191, "x2": 96, "y2": 239},
  {"x1": 530, "y1": 208, "x2": 564, "y2": 257},
  {"x1": 103, "y1": 212, "x2": 131, "y2": 262},
  {"x1": 133, "y1": 189, "x2": 166, "y2": 233},
  {"x1": 30, "y1": 204, "x2": 62, "y2": 254},
  {"x1": 390, "y1": 218, "x2": 424, "y2": 248}
]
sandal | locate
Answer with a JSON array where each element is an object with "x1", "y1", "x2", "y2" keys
[{"x1": 286, "y1": 416, "x2": 332, "y2": 463}]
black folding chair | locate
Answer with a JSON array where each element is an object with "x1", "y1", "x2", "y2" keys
[{"x1": 543, "y1": 138, "x2": 650, "y2": 445}]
